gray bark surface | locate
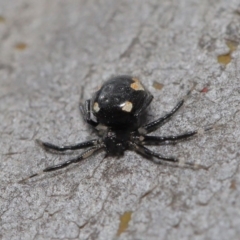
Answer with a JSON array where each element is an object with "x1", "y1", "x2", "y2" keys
[{"x1": 0, "y1": 0, "x2": 240, "y2": 239}]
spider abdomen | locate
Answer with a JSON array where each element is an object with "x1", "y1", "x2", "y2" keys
[{"x1": 90, "y1": 75, "x2": 153, "y2": 129}]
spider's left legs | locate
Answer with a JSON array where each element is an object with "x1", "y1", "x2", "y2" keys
[
  {"x1": 141, "y1": 126, "x2": 213, "y2": 145},
  {"x1": 131, "y1": 143, "x2": 208, "y2": 170},
  {"x1": 19, "y1": 144, "x2": 104, "y2": 183},
  {"x1": 36, "y1": 138, "x2": 99, "y2": 152},
  {"x1": 139, "y1": 83, "x2": 196, "y2": 134}
]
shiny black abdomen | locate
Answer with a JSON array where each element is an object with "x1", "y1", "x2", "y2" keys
[{"x1": 90, "y1": 75, "x2": 153, "y2": 130}]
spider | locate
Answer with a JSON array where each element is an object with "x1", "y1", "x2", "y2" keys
[{"x1": 21, "y1": 75, "x2": 213, "y2": 182}]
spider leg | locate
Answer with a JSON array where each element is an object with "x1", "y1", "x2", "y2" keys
[
  {"x1": 139, "y1": 83, "x2": 196, "y2": 134},
  {"x1": 36, "y1": 138, "x2": 99, "y2": 152},
  {"x1": 19, "y1": 144, "x2": 104, "y2": 183},
  {"x1": 131, "y1": 143, "x2": 208, "y2": 170},
  {"x1": 141, "y1": 126, "x2": 213, "y2": 145},
  {"x1": 80, "y1": 99, "x2": 98, "y2": 127}
]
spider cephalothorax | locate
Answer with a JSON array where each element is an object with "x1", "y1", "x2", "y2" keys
[{"x1": 21, "y1": 75, "x2": 212, "y2": 182}]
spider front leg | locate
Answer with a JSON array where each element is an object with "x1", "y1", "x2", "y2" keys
[
  {"x1": 139, "y1": 83, "x2": 196, "y2": 134},
  {"x1": 36, "y1": 138, "x2": 99, "y2": 152},
  {"x1": 132, "y1": 143, "x2": 208, "y2": 170},
  {"x1": 80, "y1": 99, "x2": 98, "y2": 127},
  {"x1": 19, "y1": 144, "x2": 104, "y2": 183}
]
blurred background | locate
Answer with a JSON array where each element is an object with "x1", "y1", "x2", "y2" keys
[{"x1": 0, "y1": 1, "x2": 240, "y2": 239}]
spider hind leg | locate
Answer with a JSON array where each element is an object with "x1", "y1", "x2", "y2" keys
[
  {"x1": 132, "y1": 143, "x2": 208, "y2": 170},
  {"x1": 19, "y1": 144, "x2": 104, "y2": 183},
  {"x1": 36, "y1": 138, "x2": 99, "y2": 152}
]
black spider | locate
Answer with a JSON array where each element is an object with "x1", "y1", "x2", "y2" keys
[{"x1": 21, "y1": 75, "x2": 213, "y2": 182}]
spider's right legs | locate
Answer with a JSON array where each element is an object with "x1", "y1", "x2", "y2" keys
[
  {"x1": 36, "y1": 138, "x2": 99, "y2": 152},
  {"x1": 80, "y1": 99, "x2": 98, "y2": 127},
  {"x1": 139, "y1": 83, "x2": 196, "y2": 134},
  {"x1": 19, "y1": 144, "x2": 104, "y2": 183}
]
